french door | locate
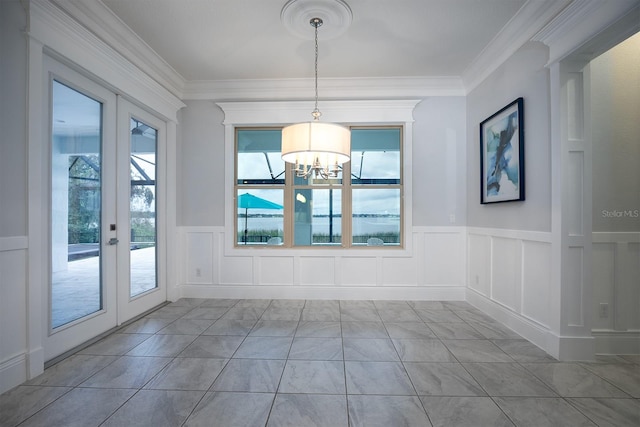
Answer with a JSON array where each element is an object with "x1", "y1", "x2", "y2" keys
[
  {"x1": 44, "y1": 57, "x2": 166, "y2": 360},
  {"x1": 116, "y1": 97, "x2": 167, "y2": 322}
]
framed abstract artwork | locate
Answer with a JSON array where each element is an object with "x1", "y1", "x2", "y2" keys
[{"x1": 480, "y1": 97, "x2": 525, "y2": 204}]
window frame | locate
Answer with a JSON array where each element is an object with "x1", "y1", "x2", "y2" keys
[
  {"x1": 219, "y1": 99, "x2": 419, "y2": 257},
  {"x1": 234, "y1": 125, "x2": 404, "y2": 249}
]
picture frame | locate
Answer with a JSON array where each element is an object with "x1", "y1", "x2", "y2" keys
[{"x1": 480, "y1": 97, "x2": 525, "y2": 204}]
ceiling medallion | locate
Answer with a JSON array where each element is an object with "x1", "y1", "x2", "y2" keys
[{"x1": 281, "y1": 0, "x2": 352, "y2": 40}]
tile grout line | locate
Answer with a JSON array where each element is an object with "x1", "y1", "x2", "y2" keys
[{"x1": 4, "y1": 298, "x2": 639, "y2": 427}]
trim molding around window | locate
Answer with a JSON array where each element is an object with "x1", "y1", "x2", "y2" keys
[
  {"x1": 235, "y1": 126, "x2": 404, "y2": 248},
  {"x1": 219, "y1": 100, "x2": 420, "y2": 255}
]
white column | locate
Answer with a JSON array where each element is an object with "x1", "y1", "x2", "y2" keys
[{"x1": 550, "y1": 59, "x2": 595, "y2": 360}]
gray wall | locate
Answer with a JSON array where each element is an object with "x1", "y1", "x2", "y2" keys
[
  {"x1": 412, "y1": 97, "x2": 467, "y2": 226},
  {"x1": 0, "y1": 0, "x2": 29, "y2": 394},
  {"x1": 178, "y1": 100, "x2": 226, "y2": 226},
  {"x1": 466, "y1": 42, "x2": 552, "y2": 232},
  {"x1": 177, "y1": 97, "x2": 468, "y2": 228},
  {"x1": 0, "y1": 0, "x2": 28, "y2": 237},
  {"x1": 591, "y1": 33, "x2": 640, "y2": 232}
]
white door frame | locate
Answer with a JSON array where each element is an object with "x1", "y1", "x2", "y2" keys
[
  {"x1": 26, "y1": 1, "x2": 183, "y2": 379},
  {"x1": 36, "y1": 57, "x2": 170, "y2": 362},
  {"x1": 116, "y1": 96, "x2": 168, "y2": 324},
  {"x1": 40, "y1": 55, "x2": 119, "y2": 361}
]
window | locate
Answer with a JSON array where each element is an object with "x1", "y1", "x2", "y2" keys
[{"x1": 235, "y1": 126, "x2": 403, "y2": 247}]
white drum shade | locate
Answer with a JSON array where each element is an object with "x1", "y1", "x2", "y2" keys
[{"x1": 281, "y1": 121, "x2": 350, "y2": 165}]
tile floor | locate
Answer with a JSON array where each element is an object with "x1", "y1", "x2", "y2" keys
[{"x1": 1, "y1": 299, "x2": 639, "y2": 426}]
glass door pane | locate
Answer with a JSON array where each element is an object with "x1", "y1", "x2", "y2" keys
[
  {"x1": 130, "y1": 118, "x2": 157, "y2": 297},
  {"x1": 51, "y1": 80, "x2": 103, "y2": 328}
]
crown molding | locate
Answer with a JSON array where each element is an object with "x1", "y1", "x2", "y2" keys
[
  {"x1": 29, "y1": 0, "x2": 185, "y2": 120},
  {"x1": 217, "y1": 99, "x2": 422, "y2": 125},
  {"x1": 50, "y1": 0, "x2": 186, "y2": 98},
  {"x1": 532, "y1": 0, "x2": 640, "y2": 65},
  {"x1": 462, "y1": 0, "x2": 571, "y2": 93},
  {"x1": 184, "y1": 76, "x2": 465, "y2": 101}
]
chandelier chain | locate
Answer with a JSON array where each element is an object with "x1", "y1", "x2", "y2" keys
[
  {"x1": 312, "y1": 17, "x2": 322, "y2": 120},
  {"x1": 282, "y1": 16, "x2": 349, "y2": 181}
]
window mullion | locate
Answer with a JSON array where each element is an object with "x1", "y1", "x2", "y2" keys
[
  {"x1": 283, "y1": 164, "x2": 293, "y2": 247},
  {"x1": 343, "y1": 158, "x2": 352, "y2": 248}
]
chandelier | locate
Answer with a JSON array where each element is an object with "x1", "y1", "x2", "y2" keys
[{"x1": 281, "y1": 17, "x2": 351, "y2": 179}]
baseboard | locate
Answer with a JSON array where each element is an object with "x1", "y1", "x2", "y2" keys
[
  {"x1": 593, "y1": 330, "x2": 640, "y2": 355},
  {"x1": 466, "y1": 289, "x2": 552, "y2": 347},
  {"x1": 466, "y1": 289, "x2": 596, "y2": 361},
  {"x1": 179, "y1": 284, "x2": 466, "y2": 301},
  {"x1": 555, "y1": 335, "x2": 596, "y2": 361},
  {"x1": 0, "y1": 353, "x2": 27, "y2": 394}
]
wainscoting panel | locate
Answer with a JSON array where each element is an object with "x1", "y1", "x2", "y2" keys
[
  {"x1": 423, "y1": 231, "x2": 465, "y2": 285},
  {"x1": 490, "y1": 237, "x2": 522, "y2": 312},
  {"x1": 628, "y1": 243, "x2": 640, "y2": 330},
  {"x1": 180, "y1": 226, "x2": 466, "y2": 300},
  {"x1": 299, "y1": 257, "x2": 336, "y2": 286},
  {"x1": 381, "y1": 256, "x2": 419, "y2": 286},
  {"x1": 341, "y1": 257, "x2": 379, "y2": 287},
  {"x1": 467, "y1": 233, "x2": 490, "y2": 296},
  {"x1": 567, "y1": 246, "x2": 585, "y2": 327},
  {"x1": 467, "y1": 228, "x2": 553, "y2": 354},
  {"x1": 592, "y1": 232, "x2": 640, "y2": 354},
  {"x1": 219, "y1": 256, "x2": 254, "y2": 285},
  {"x1": 521, "y1": 240, "x2": 552, "y2": 328},
  {"x1": 592, "y1": 242, "x2": 616, "y2": 330},
  {"x1": 185, "y1": 232, "x2": 214, "y2": 284},
  {"x1": 258, "y1": 257, "x2": 294, "y2": 286},
  {"x1": 0, "y1": 236, "x2": 28, "y2": 394}
]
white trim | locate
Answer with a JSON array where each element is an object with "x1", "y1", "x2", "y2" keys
[
  {"x1": 462, "y1": 0, "x2": 571, "y2": 92},
  {"x1": 218, "y1": 99, "x2": 421, "y2": 125},
  {"x1": 592, "y1": 231, "x2": 640, "y2": 243},
  {"x1": 413, "y1": 226, "x2": 466, "y2": 234},
  {"x1": 184, "y1": 77, "x2": 464, "y2": 101},
  {"x1": 29, "y1": 0, "x2": 185, "y2": 122},
  {"x1": 532, "y1": 0, "x2": 640, "y2": 65},
  {"x1": 40, "y1": 55, "x2": 119, "y2": 361},
  {"x1": 467, "y1": 288, "x2": 553, "y2": 350},
  {"x1": 50, "y1": 0, "x2": 185, "y2": 97},
  {"x1": 0, "y1": 354, "x2": 27, "y2": 395},
  {"x1": 115, "y1": 96, "x2": 169, "y2": 324},
  {"x1": 177, "y1": 225, "x2": 466, "y2": 294},
  {"x1": 180, "y1": 284, "x2": 466, "y2": 301},
  {"x1": 165, "y1": 121, "x2": 179, "y2": 303},
  {"x1": 0, "y1": 236, "x2": 28, "y2": 252},
  {"x1": 467, "y1": 227, "x2": 552, "y2": 243},
  {"x1": 593, "y1": 330, "x2": 640, "y2": 355},
  {"x1": 217, "y1": 99, "x2": 420, "y2": 259},
  {"x1": 467, "y1": 288, "x2": 596, "y2": 361},
  {"x1": 27, "y1": 35, "x2": 46, "y2": 381}
]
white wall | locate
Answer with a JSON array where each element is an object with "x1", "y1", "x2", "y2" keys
[
  {"x1": 0, "y1": 0, "x2": 29, "y2": 394},
  {"x1": 466, "y1": 42, "x2": 551, "y2": 232},
  {"x1": 412, "y1": 97, "x2": 467, "y2": 226},
  {"x1": 0, "y1": 0, "x2": 28, "y2": 237},
  {"x1": 178, "y1": 97, "x2": 468, "y2": 228},
  {"x1": 591, "y1": 32, "x2": 640, "y2": 233},
  {"x1": 176, "y1": 97, "x2": 468, "y2": 299},
  {"x1": 178, "y1": 101, "x2": 226, "y2": 226},
  {"x1": 590, "y1": 32, "x2": 640, "y2": 354},
  {"x1": 179, "y1": 227, "x2": 467, "y2": 300},
  {"x1": 465, "y1": 42, "x2": 557, "y2": 355}
]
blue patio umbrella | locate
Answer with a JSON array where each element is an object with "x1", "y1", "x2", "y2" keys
[{"x1": 237, "y1": 193, "x2": 283, "y2": 244}]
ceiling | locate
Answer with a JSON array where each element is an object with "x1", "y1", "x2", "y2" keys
[{"x1": 100, "y1": 0, "x2": 536, "y2": 83}]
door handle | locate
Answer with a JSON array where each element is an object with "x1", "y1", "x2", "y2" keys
[{"x1": 107, "y1": 238, "x2": 119, "y2": 245}]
